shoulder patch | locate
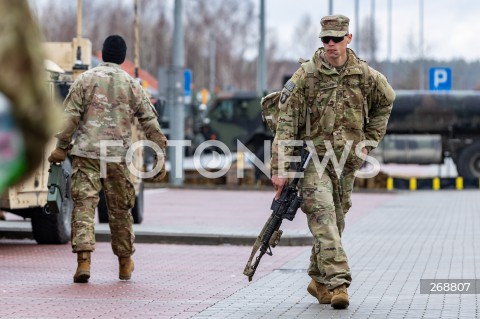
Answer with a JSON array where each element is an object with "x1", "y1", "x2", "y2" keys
[{"x1": 284, "y1": 79, "x2": 296, "y2": 92}]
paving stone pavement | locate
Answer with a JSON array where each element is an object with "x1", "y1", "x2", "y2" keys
[
  {"x1": 193, "y1": 191, "x2": 480, "y2": 319},
  {"x1": 0, "y1": 190, "x2": 479, "y2": 318}
]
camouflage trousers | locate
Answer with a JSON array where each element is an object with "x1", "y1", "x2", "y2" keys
[
  {"x1": 70, "y1": 156, "x2": 136, "y2": 257},
  {"x1": 299, "y1": 160, "x2": 357, "y2": 291}
]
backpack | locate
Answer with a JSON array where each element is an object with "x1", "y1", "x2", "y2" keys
[
  {"x1": 260, "y1": 90, "x2": 282, "y2": 134},
  {"x1": 260, "y1": 59, "x2": 371, "y2": 137}
]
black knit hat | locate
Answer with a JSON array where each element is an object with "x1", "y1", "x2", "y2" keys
[{"x1": 102, "y1": 35, "x2": 127, "y2": 64}]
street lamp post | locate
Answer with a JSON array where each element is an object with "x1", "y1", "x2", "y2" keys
[
  {"x1": 169, "y1": 0, "x2": 185, "y2": 185},
  {"x1": 419, "y1": 0, "x2": 425, "y2": 90},
  {"x1": 257, "y1": 0, "x2": 267, "y2": 97}
]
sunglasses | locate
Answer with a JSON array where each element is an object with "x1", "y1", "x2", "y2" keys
[{"x1": 321, "y1": 35, "x2": 347, "y2": 44}]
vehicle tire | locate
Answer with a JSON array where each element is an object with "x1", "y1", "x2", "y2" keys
[
  {"x1": 456, "y1": 143, "x2": 480, "y2": 179},
  {"x1": 97, "y1": 189, "x2": 109, "y2": 223},
  {"x1": 98, "y1": 183, "x2": 144, "y2": 224},
  {"x1": 31, "y1": 159, "x2": 73, "y2": 245},
  {"x1": 131, "y1": 182, "x2": 144, "y2": 224}
]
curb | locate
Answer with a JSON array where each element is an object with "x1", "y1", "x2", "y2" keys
[
  {"x1": 0, "y1": 222, "x2": 313, "y2": 246},
  {"x1": 97, "y1": 229, "x2": 313, "y2": 246}
]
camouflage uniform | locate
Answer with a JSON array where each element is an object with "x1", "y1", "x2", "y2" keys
[
  {"x1": 271, "y1": 46, "x2": 395, "y2": 289},
  {"x1": 55, "y1": 62, "x2": 167, "y2": 256},
  {"x1": 0, "y1": 0, "x2": 61, "y2": 191}
]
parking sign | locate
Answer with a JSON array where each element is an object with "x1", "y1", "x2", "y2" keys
[
  {"x1": 184, "y1": 69, "x2": 192, "y2": 103},
  {"x1": 429, "y1": 67, "x2": 451, "y2": 91}
]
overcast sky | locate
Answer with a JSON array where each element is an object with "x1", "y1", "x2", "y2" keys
[
  {"x1": 265, "y1": 0, "x2": 480, "y2": 62},
  {"x1": 35, "y1": 0, "x2": 479, "y2": 63}
]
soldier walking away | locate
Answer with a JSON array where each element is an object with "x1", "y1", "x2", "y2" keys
[
  {"x1": 0, "y1": 0, "x2": 61, "y2": 194},
  {"x1": 48, "y1": 35, "x2": 168, "y2": 283},
  {"x1": 271, "y1": 15, "x2": 395, "y2": 309}
]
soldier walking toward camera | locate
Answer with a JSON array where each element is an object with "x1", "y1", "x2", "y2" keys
[
  {"x1": 271, "y1": 15, "x2": 395, "y2": 309},
  {"x1": 49, "y1": 35, "x2": 167, "y2": 283}
]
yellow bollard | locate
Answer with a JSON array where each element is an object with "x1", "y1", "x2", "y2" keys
[
  {"x1": 433, "y1": 177, "x2": 440, "y2": 191},
  {"x1": 456, "y1": 177, "x2": 463, "y2": 190},
  {"x1": 409, "y1": 177, "x2": 417, "y2": 191},
  {"x1": 387, "y1": 177, "x2": 394, "y2": 191}
]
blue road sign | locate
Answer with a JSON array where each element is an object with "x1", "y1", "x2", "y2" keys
[
  {"x1": 429, "y1": 67, "x2": 451, "y2": 91},
  {"x1": 184, "y1": 69, "x2": 192, "y2": 97}
]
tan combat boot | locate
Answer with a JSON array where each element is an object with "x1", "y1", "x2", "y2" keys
[
  {"x1": 331, "y1": 284, "x2": 349, "y2": 309},
  {"x1": 119, "y1": 257, "x2": 134, "y2": 280},
  {"x1": 307, "y1": 279, "x2": 332, "y2": 304},
  {"x1": 73, "y1": 251, "x2": 91, "y2": 283}
]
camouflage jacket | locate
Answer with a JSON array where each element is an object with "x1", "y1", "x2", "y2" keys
[
  {"x1": 271, "y1": 48, "x2": 395, "y2": 176},
  {"x1": 56, "y1": 62, "x2": 167, "y2": 160}
]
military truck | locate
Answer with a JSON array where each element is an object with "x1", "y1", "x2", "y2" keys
[
  {"x1": 0, "y1": 34, "x2": 150, "y2": 243},
  {"x1": 380, "y1": 90, "x2": 480, "y2": 179},
  {"x1": 205, "y1": 91, "x2": 270, "y2": 159},
  {"x1": 204, "y1": 90, "x2": 480, "y2": 179},
  {"x1": 0, "y1": 38, "x2": 91, "y2": 245}
]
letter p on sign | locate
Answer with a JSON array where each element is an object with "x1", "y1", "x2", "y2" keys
[{"x1": 429, "y1": 67, "x2": 452, "y2": 91}]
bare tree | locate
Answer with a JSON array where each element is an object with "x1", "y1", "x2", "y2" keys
[
  {"x1": 83, "y1": 2, "x2": 134, "y2": 56},
  {"x1": 184, "y1": 0, "x2": 257, "y2": 91},
  {"x1": 36, "y1": 1, "x2": 170, "y2": 77},
  {"x1": 136, "y1": 0, "x2": 171, "y2": 73},
  {"x1": 34, "y1": 0, "x2": 270, "y2": 92},
  {"x1": 31, "y1": 1, "x2": 480, "y2": 95},
  {"x1": 36, "y1": 2, "x2": 76, "y2": 42},
  {"x1": 359, "y1": 16, "x2": 380, "y2": 64},
  {"x1": 290, "y1": 14, "x2": 320, "y2": 59}
]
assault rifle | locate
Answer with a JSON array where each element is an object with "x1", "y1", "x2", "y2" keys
[{"x1": 243, "y1": 145, "x2": 312, "y2": 281}]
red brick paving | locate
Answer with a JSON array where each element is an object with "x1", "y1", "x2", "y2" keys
[
  {"x1": 0, "y1": 239, "x2": 307, "y2": 318},
  {"x1": 0, "y1": 189, "x2": 397, "y2": 318}
]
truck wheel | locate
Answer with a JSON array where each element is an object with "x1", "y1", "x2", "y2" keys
[
  {"x1": 457, "y1": 143, "x2": 480, "y2": 178},
  {"x1": 131, "y1": 183, "x2": 144, "y2": 224},
  {"x1": 98, "y1": 184, "x2": 144, "y2": 224},
  {"x1": 31, "y1": 159, "x2": 73, "y2": 244}
]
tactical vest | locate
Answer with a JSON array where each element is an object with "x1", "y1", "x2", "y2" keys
[{"x1": 261, "y1": 58, "x2": 371, "y2": 139}]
